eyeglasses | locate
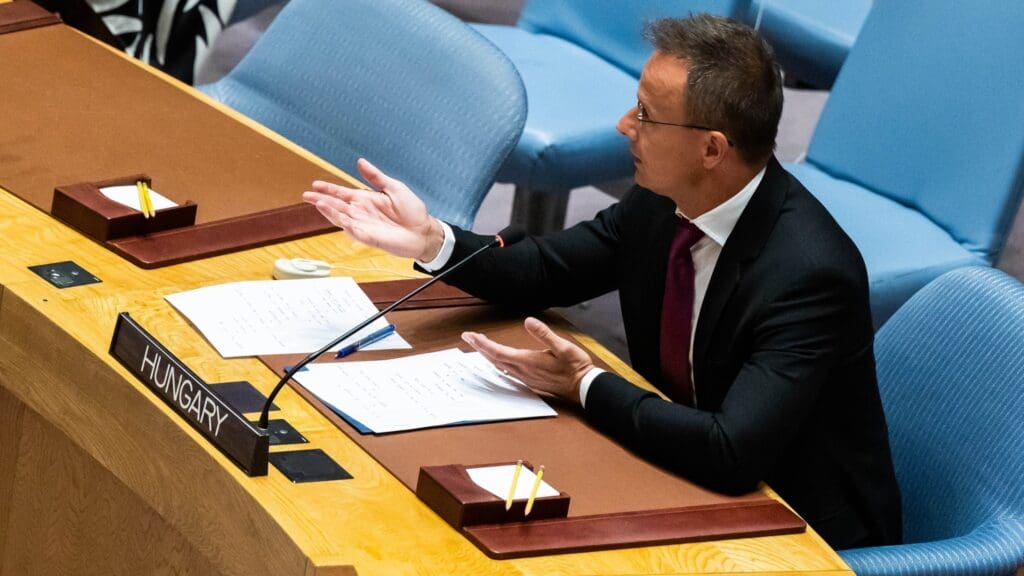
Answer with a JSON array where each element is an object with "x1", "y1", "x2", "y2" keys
[{"x1": 635, "y1": 101, "x2": 733, "y2": 146}]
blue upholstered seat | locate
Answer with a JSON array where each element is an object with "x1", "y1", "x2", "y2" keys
[
  {"x1": 472, "y1": 0, "x2": 745, "y2": 234},
  {"x1": 471, "y1": 24, "x2": 638, "y2": 194},
  {"x1": 785, "y1": 0, "x2": 1024, "y2": 327},
  {"x1": 839, "y1": 267, "x2": 1024, "y2": 576},
  {"x1": 199, "y1": 0, "x2": 526, "y2": 230},
  {"x1": 785, "y1": 164, "x2": 985, "y2": 324},
  {"x1": 749, "y1": 0, "x2": 872, "y2": 88}
]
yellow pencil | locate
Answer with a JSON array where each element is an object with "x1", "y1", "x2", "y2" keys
[
  {"x1": 140, "y1": 180, "x2": 155, "y2": 218},
  {"x1": 136, "y1": 181, "x2": 149, "y2": 218},
  {"x1": 505, "y1": 460, "x2": 523, "y2": 511},
  {"x1": 523, "y1": 464, "x2": 544, "y2": 516}
]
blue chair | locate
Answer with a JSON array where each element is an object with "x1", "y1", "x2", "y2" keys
[
  {"x1": 784, "y1": 0, "x2": 1024, "y2": 327},
  {"x1": 839, "y1": 266, "x2": 1024, "y2": 576},
  {"x1": 472, "y1": 0, "x2": 746, "y2": 234},
  {"x1": 747, "y1": 0, "x2": 872, "y2": 88},
  {"x1": 199, "y1": 0, "x2": 527, "y2": 229}
]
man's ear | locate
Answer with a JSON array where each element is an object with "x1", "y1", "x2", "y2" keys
[{"x1": 701, "y1": 131, "x2": 730, "y2": 169}]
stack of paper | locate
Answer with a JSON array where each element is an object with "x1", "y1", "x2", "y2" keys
[
  {"x1": 294, "y1": 349, "x2": 557, "y2": 433},
  {"x1": 466, "y1": 464, "x2": 559, "y2": 500},
  {"x1": 165, "y1": 277, "x2": 409, "y2": 357},
  {"x1": 100, "y1": 185, "x2": 178, "y2": 212}
]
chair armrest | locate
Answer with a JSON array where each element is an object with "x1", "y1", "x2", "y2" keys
[{"x1": 839, "y1": 519, "x2": 1024, "y2": 576}]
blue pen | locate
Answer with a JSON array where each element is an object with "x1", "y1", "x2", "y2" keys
[{"x1": 335, "y1": 324, "x2": 396, "y2": 358}]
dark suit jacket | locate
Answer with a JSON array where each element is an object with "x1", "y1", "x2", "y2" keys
[{"x1": 438, "y1": 158, "x2": 902, "y2": 549}]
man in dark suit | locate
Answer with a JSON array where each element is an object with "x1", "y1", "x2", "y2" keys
[{"x1": 303, "y1": 15, "x2": 902, "y2": 549}]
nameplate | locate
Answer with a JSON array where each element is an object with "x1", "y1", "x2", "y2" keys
[{"x1": 109, "y1": 313, "x2": 269, "y2": 476}]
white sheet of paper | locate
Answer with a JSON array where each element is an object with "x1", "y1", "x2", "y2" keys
[
  {"x1": 466, "y1": 464, "x2": 559, "y2": 501},
  {"x1": 294, "y1": 349, "x2": 556, "y2": 433},
  {"x1": 165, "y1": 277, "x2": 410, "y2": 357},
  {"x1": 100, "y1": 185, "x2": 179, "y2": 211}
]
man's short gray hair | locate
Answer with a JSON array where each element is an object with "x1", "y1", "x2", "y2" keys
[{"x1": 645, "y1": 14, "x2": 783, "y2": 164}]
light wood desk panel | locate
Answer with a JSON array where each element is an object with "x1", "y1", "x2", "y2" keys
[{"x1": 0, "y1": 21, "x2": 851, "y2": 576}]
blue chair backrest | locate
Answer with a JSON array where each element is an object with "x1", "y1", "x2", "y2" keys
[
  {"x1": 202, "y1": 0, "x2": 526, "y2": 229},
  {"x1": 517, "y1": 0, "x2": 746, "y2": 78},
  {"x1": 874, "y1": 267, "x2": 1024, "y2": 542},
  {"x1": 805, "y1": 1, "x2": 1024, "y2": 262}
]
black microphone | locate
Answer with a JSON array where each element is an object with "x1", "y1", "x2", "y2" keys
[{"x1": 257, "y1": 225, "x2": 527, "y2": 428}]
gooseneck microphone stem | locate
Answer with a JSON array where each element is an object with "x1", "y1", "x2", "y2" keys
[{"x1": 257, "y1": 233, "x2": 513, "y2": 429}]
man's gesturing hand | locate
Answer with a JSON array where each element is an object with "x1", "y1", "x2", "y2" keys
[
  {"x1": 302, "y1": 158, "x2": 444, "y2": 261},
  {"x1": 461, "y1": 317, "x2": 595, "y2": 404}
]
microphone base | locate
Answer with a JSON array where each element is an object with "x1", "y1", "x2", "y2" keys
[{"x1": 259, "y1": 418, "x2": 309, "y2": 446}]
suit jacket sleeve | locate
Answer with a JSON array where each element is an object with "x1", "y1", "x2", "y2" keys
[{"x1": 429, "y1": 190, "x2": 639, "y2": 310}]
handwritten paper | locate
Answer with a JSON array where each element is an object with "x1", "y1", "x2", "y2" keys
[
  {"x1": 294, "y1": 349, "x2": 556, "y2": 433},
  {"x1": 165, "y1": 277, "x2": 409, "y2": 357}
]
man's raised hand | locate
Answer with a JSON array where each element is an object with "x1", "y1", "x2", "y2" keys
[{"x1": 302, "y1": 158, "x2": 444, "y2": 261}]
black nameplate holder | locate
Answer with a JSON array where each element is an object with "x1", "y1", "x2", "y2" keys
[{"x1": 109, "y1": 313, "x2": 269, "y2": 476}]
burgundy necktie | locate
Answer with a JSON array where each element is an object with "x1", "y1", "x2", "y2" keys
[{"x1": 660, "y1": 217, "x2": 704, "y2": 406}]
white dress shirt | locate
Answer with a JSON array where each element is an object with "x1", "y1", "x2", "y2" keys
[
  {"x1": 417, "y1": 167, "x2": 767, "y2": 407},
  {"x1": 417, "y1": 220, "x2": 456, "y2": 272},
  {"x1": 579, "y1": 166, "x2": 766, "y2": 406}
]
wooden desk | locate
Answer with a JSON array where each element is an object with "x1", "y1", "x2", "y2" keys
[{"x1": 0, "y1": 20, "x2": 852, "y2": 576}]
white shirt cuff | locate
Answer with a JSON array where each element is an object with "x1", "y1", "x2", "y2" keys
[
  {"x1": 578, "y1": 367, "x2": 606, "y2": 408},
  {"x1": 415, "y1": 220, "x2": 455, "y2": 272}
]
